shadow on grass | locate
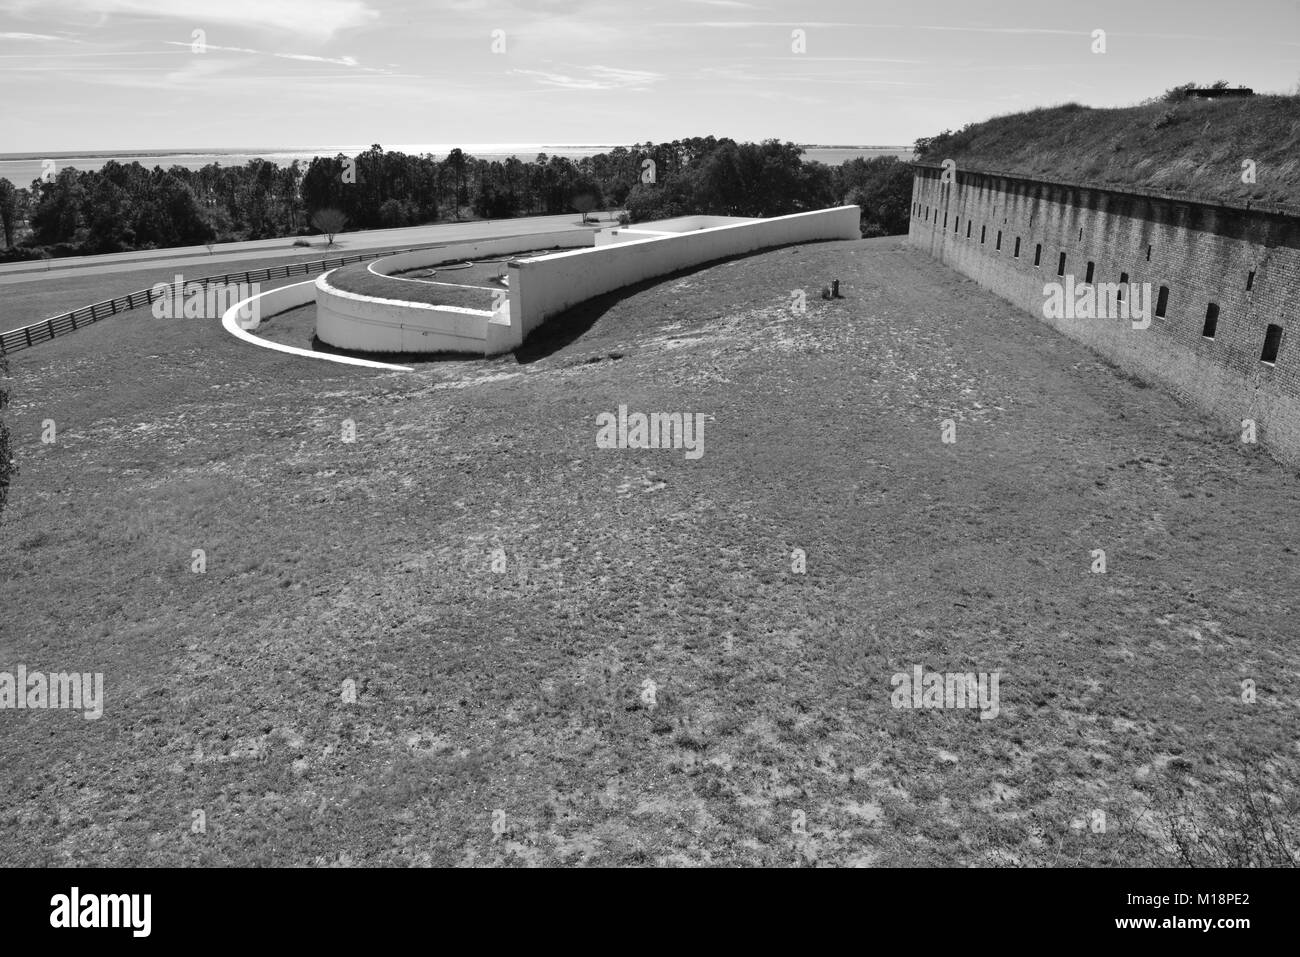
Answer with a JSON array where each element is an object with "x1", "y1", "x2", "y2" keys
[
  {"x1": 511, "y1": 241, "x2": 820, "y2": 364},
  {"x1": 305, "y1": 239, "x2": 841, "y2": 367}
]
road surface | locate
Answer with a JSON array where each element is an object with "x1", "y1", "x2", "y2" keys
[{"x1": 0, "y1": 213, "x2": 612, "y2": 286}]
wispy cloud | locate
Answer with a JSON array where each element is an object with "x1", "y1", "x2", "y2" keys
[
  {"x1": 160, "y1": 40, "x2": 369, "y2": 69},
  {"x1": 754, "y1": 56, "x2": 927, "y2": 63},
  {"x1": 0, "y1": 31, "x2": 68, "y2": 40},
  {"x1": 3, "y1": 0, "x2": 378, "y2": 42},
  {"x1": 512, "y1": 64, "x2": 661, "y2": 91}
]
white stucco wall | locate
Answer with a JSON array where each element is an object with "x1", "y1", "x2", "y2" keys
[
  {"x1": 315, "y1": 231, "x2": 592, "y2": 353},
  {"x1": 316, "y1": 274, "x2": 496, "y2": 353},
  {"x1": 221, "y1": 279, "x2": 414, "y2": 371},
  {"x1": 595, "y1": 228, "x2": 675, "y2": 247},
  {"x1": 595, "y1": 215, "x2": 758, "y2": 246},
  {"x1": 513, "y1": 206, "x2": 861, "y2": 338},
  {"x1": 312, "y1": 206, "x2": 860, "y2": 355},
  {"x1": 368, "y1": 230, "x2": 592, "y2": 277}
]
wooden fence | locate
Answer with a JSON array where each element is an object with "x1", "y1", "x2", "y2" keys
[{"x1": 0, "y1": 246, "x2": 436, "y2": 356}]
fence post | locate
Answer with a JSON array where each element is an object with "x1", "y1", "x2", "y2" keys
[{"x1": 25, "y1": 327, "x2": 32, "y2": 348}]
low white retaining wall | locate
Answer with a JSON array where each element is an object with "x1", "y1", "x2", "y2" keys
[
  {"x1": 595, "y1": 215, "x2": 758, "y2": 246},
  {"x1": 315, "y1": 230, "x2": 592, "y2": 354},
  {"x1": 221, "y1": 279, "x2": 414, "y2": 371},
  {"x1": 316, "y1": 276, "x2": 496, "y2": 354},
  {"x1": 512, "y1": 206, "x2": 861, "y2": 338},
  {"x1": 368, "y1": 230, "x2": 590, "y2": 277},
  {"x1": 309, "y1": 207, "x2": 860, "y2": 356}
]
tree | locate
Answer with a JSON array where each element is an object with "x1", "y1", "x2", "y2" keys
[
  {"x1": 29, "y1": 167, "x2": 87, "y2": 245},
  {"x1": 913, "y1": 130, "x2": 955, "y2": 160},
  {"x1": 311, "y1": 207, "x2": 348, "y2": 245},
  {"x1": 836, "y1": 156, "x2": 914, "y2": 236},
  {"x1": 377, "y1": 198, "x2": 409, "y2": 228},
  {"x1": 571, "y1": 191, "x2": 599, "y2": 223},
  {"x1": 131, "y1": 175, "x2": 212, "y2": 249},
  {"x1": 84, "y1": 177, "x2": 134, "y2": 252},
  {"x1": 442, "y1": 149, "x2": 468, "y2": 219},
  {"x1": 0, "y1": 179, "x2": 18, "y2": 248}
]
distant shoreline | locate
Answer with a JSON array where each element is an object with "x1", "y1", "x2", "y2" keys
[{"x1": 1, "y1": 143, "x2": 911, "y2": 160}]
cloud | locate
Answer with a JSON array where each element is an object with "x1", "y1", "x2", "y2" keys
[
  {"x1": 512, "y1": 64, "x2": 660, "y2": 91},
  {"x1": 755, "y1": 56, "x2": 927, "y2": 63},
  {"x1": 161, "y1": 40, "x2": 366, "y2": 68},
  {"x1": 3, "y1": 0, "x2": 378, "y2": 41},
  {"x1": 0, "y1": 31, "x2": 68, "y2": 40}
]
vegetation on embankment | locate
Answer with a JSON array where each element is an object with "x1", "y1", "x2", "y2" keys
[{"x1": 915, "y1": 91, "x2": 1300, "y2": 208}]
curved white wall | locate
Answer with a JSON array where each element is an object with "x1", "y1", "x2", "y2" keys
[
  {"x1": 315, "y1": 231, "x2": 592, "y2": 355},
  {"x1": 221, "y1": 279, "x2": 414, "y2": 371},
  {"x1": 367, "y1": 230, "x2": 587, "y2": 277},
  {"x1": 316, "y1": 274, "x2": 496, "y2": 353},
  {"x1": 513, "y1": 206, "x2": 861, "y2": 338},
  {"x1": 313, "y1": 206, "x2": 861, "y2": 356},
  {"x1": 595, "y1": 215, "x2": 757, "y2": 246}
]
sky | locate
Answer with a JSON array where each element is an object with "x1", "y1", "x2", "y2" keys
[{"x1": 1, "y1": 0, "x2": 1298, "y2": 152}]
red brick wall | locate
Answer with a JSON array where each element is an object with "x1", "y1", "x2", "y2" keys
[{"x1": 909, "y1": 165, "x2": 1300, "y2": 464}]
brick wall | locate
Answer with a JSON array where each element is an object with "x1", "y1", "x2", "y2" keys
[{"x1": 908, "y1": 164, "x2": 1300, "y2": 465}]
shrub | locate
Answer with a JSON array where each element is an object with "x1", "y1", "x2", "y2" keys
[
  {"x1": 310, "y1": 208, "x2": 348, "y2": 246},
  {"x1": 840, "y1": 159, "x2": 914, "y2": 236},
  {"x1": 377, "y1": 198, "x2": 409, "y2": 229},
  {"x1": 913, "y1": 130, "x2": 954, "y2": 160},
  {"x1": 1149, "y1": 755, "x2": 1299, "y2": 866},
  {"x1": 1152, "y1": 110, "x2": 1178, "y2": 130},
  {"x1": 0, "y1": 245, "x2": 45, "y2": 264},
  {"x1": 571, "y1": 192, "x2": 599, "y2": 223}
]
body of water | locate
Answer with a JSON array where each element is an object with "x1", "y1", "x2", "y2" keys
[{"x1": 0, "y1": 144, "x2": 913, "y2": 187}]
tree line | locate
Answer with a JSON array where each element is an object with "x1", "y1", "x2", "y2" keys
[{"x1": 0, "y1": 138, "x2": 915, "y2": 260}]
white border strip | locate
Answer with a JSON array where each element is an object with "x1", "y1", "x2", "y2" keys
[{"x1": 221, "y1": 279, "x2": 415, "y2": 371}]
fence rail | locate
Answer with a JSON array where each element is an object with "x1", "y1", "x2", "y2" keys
[{"x1": 0, "y1": 245, "x2": 448, "y2": 357}]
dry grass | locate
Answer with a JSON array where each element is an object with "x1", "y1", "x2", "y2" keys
[
  {"x1": 928, "y1": 95, "x2": 1300, "y2": 208},
  {"x1": 1, "y1": 238, "x2": 1298, "y2": 866}
]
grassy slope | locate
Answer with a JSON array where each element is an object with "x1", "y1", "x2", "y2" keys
[
  {"x1": 1, "y1": 239, "x2": 1298, "y2": 866},
  {"x1": 929, "y1": 95, "x2": 1300, "y2": 207}
]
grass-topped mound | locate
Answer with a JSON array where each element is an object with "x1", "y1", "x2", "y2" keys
[{"x1": 916, "y1": 94, "x2": 1300, "y2": 209}]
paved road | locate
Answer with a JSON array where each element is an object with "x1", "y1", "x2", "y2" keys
[{"x1": 0, "y1": 213, "x2": 611, "y2": 286}]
